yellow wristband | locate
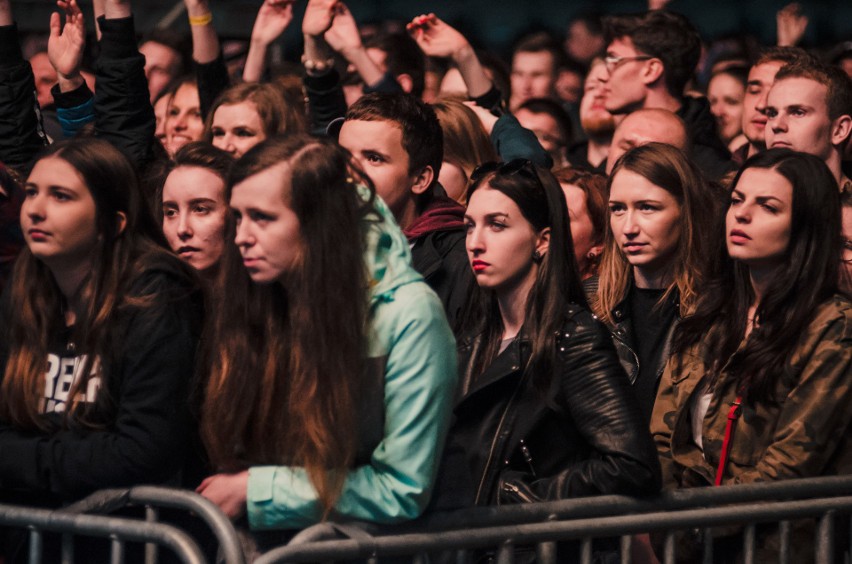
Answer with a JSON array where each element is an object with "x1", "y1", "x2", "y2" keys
[{"x1": 188, "y1": 12, "x2": 213, "y2": 26}]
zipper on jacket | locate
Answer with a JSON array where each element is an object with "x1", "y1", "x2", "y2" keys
[
  {"x1": 613, "y1": 330, "x2": 641, "y2": 384},
  {"x1": 474, "y1": 379, "x2": 526, "y2": 504},
  {"x1": 520, "y1": 439, "x2": 537, "y2": 477},
  {"x1": 501, "y1": 481, "x2": 536, "y2": 503}
]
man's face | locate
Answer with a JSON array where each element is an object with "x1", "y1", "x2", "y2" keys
[
  {"x1": 765, "y1": 76, "x2": 834, "y2": 161},
  {"x1": 140, "y1": 41, "x2": 181, "y2": 103},
  {"x1": 337, "y1": 119, "x2": 415, "y2": 221},
  {"x1": 580, "y1": 62, "x2": 616, "y2": 138},
  {"x1": 30, "y1": 53, "x2": 57, "y2": 110},
  {"x1": 510, "y1": 51, "x2": 556, "y2": 110},
  {"x1": 741, "y1": 61, "x2": 783, "y2": 147},
  {"x1": 602, "y1": 37, "x2": 650, "y2": 115},
  {"x1": 515, "y1": 108, "x2": 565, "y2": 165}
]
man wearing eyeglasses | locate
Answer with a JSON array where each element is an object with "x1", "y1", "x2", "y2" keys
[{"x1": 600, "y1": 10, "x2": 731, "y2": 180}]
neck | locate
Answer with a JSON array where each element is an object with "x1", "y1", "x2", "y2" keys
[
  {"x1": 49, "y1": 259, "x2": 93, "y2": 324},
  {"x1": 586, "y1": 138, "x2": 611, "y2": 168},
  {"x1": 394, "y1": 199, "x2": 419, "y2": 232},
  {"x1": 643, "y1": 90, "x2": 683, "y2": 114},
  {"x1": 633, "y1": 264, "x2": 671, "y2": 290},
  {"x1": 825, "y1": 152, "x2": 844, "y2": 188},
  {"x1": 747, "y1": 141, "x2": 765, "y2": 159},
  {"x1": 496, "y1": 269, "x2": 536, "y2": 340},
  {"x1": 748, "y1": 264, "x2": 777, "y2": 307}
]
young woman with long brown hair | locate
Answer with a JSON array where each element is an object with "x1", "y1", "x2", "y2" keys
[
  {"x1": 592, "y1": 143, "x2": 720, "y2": 423},
  {"x1": 652, "y1": 149, "x2": 852, "y2": 561},
  {"x1": 0, "y1": 138, "x2": 201, "y2": 557},
  {"x1": 196, "y1": 135, "x2": 456, "y2": 549}
]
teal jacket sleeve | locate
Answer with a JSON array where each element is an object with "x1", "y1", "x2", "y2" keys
[
  {"x1": 491, "y1": 113, "x2": 553, "y2": 169},
  {"x1": 245, "y1": 283, "x2": 457, "y2": 529}
]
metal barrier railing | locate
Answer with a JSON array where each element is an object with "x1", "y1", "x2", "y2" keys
[
  {"x1": 253, "y1": 476, "x2": 852, "y2": 564},
  {"x1": 0, "y1": 501, "x2": 206, "y2": 564},
  {"x1": 62, "y1": 485, "x2": 246, "y2": 564}
]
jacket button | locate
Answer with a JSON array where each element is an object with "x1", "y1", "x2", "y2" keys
[
  {"x1": 512, "y1": 365, "x2": 519, "y2": 370},
  {"x1": 504, "y1": 459, "x2": 510, "y2": 466}
]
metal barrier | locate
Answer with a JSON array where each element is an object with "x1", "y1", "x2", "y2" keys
[
  {"x1": 253, "y1": 476, "x2": 852, "y2": 564},
  {"x1": 0, "y1": 501, "x2": 205, "y2": 564},
  {"x1": 63, "y1": 485, "x2": 246, "y2": 564}
]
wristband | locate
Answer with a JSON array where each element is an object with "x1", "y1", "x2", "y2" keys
[
  {"x1": 188, "y1": 12, "x2": 213, "y2": 26},
  {"x1": 301, "y1": 54, "x2": 335, "y2": 73}
]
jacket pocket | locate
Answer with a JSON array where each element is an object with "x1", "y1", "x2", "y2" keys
[{"x1": 498, "y1": 473, "x2": 541, "y2": 505}]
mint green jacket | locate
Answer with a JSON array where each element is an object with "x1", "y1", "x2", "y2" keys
[{"x1": 246, "y1": 193, "x2": 458, "y2": 530}]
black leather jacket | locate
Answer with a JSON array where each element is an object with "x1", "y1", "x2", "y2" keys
[{"x1": 435, "y1": 303, "x2": 661, "y2": 509}]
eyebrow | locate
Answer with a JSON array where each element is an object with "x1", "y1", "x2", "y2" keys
[
  {"x1": 464, "y1": 212, "x2": 510, "y2": 221},
  {"x1": 24, "y1": 182, "x2": 75, "y2": 192},
  {"x1": 732, "y1": 189, "x2": 786, "y2": 204}
]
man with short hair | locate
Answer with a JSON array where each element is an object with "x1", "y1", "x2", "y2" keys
[
  {"x1": 601, "y1": 10, "x2": 730, "y2": 179},
  {"x1": 765, "y1": 61, "x2": 852, "y2": 190},
  {"x1": 605, "y1": 108, "x2": 688, "y2": 174},
  {"x1": 138, "y1": 30, "x2": 185, "y2": 102},
  {"x1": 567, "y1": 58, "x2": 616, "y2": 172},
  {"x1": 509, "y1": 33, "x2": 563, "y2": 111},
  {"x1": 515, "y1": 98, "x2": 572, "y2": 168},
  {"x1": 337, "y1": 92, "x2": 474, "y2": 329},
  {"x1": 735, "y1": 46, "x2": 815, "y2": 164}
]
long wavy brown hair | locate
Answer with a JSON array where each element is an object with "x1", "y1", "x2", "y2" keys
[
  {"x1": 594, "y1": 143, "x2": 721, "y2": 326},
  {"x1": 200, "y1": 135, "x2": 375, "y2": 516},
  {"x1": 1, "y1": 138, "x2": 195, "y2": 430}
]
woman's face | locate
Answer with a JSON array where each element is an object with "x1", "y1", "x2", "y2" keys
[
  {"x1": 726, "y1": 167, "x2": 792, "y2": 270},
  {"x1": 230, "y1": 163, "x2": 304, "y2": 284},
  {"x1": 162, "y1": 166, "x2": 228, "y2": 272},
  {"x1": 465, "y1": 185, "x2": 548, "y2": 296},
  {"x1": 562, "y1": 182, "x2": 602, "y2": 278},
  {"x1": 21, "y1": 157, "x2": 99, "y2": 271},
  {"x1": 439, "y1": 160, "x2": 468, "y2": 203},
  {"x1": 708, "y1": 73, "x2": 745, "y2": 144},
  {"x1": 154, "y1": 94, "x2": 171, "y2": 145},
  {"x1": 165, "y1": 83, "x2": 204, "y2": 155},
  {"x1": 608, "y1": 169, "x2": 682, "y2": 288},
  {"x1": 210, "y1": 101, "x2": 267, "y2": 159}
]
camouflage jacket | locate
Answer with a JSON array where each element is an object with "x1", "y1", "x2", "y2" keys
[{"x1": 651, "y1": 294, "x2": 852, "y2": 490}]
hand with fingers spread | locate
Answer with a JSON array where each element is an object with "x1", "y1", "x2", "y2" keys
[
  {"x1": 48, "y1": 0, "x2": 86, "y2": 90},
  {"x1": 777, "y1": 2, "x2": 808, "y2": 47},
  {"x1": 407, "y1": 13, "x2": 469, "y2": 60},
  {"x1": 251, "y1": 0, "x2": 294, "y2": 47},
  {"x1": 0, "y1": 0, "x2": 13, "y2": 27}
]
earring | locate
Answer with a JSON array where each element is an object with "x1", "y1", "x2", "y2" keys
[
  {"x1": 533, "y1": 250, "x2": 543, "y2": 263},
  {"x1": 587, "y1": 251, "x2": 598, "y2": 260}
]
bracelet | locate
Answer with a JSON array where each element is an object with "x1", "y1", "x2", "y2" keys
[
  {"x1": 301, "y1": 54, "x2": 335, "y2": 73},
  {"x1": 188, "y1": 12, "x2": 213, "y2": 26}
]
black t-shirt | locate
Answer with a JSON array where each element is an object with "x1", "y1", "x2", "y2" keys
[{"x1": 629, "y1": 286, "x2": 677, "y2": 424}]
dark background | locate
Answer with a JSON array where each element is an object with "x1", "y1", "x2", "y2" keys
[{"x1": 11, "y1": 0, "x2": 852, "y2": 58}]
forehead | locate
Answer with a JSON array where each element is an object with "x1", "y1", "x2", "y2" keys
[
  {"x1": 735, "y1": 167, "x2": 793, "y2": 200},
  {"x1": 230, "y1": 162, "x2": 289, "y2": 206},
  {"x1": 607, "y1": 37, "x2": 639, "y2": 55},
  {"x1": 748, "y1": 61, "x2": 783, "y2": 85},
  {"x1": 140, "y1": 41, "x2": 180, "y2": 66},
  {"x1": 213, "y1": 101, "x2": 262, "y2": 125},
  {"x1": 466, "y1": 185, "x2": 523, "y2": 216},
  {"x1": 512, "y1": 50, "x2": 555, "y2": 73},
  {"x1": 609, "y1": 168, "x2": 678, "y2": 202},
  {"x1": 338, "y1": 119, "x2": 405, "y2": 153},
  {"x1": 708, "y1": 73, "x2": 744, "y2": 94},
  {"x1": 515, "y1": 109, "x2": 562, "y2": 137},
  {"x1": 27, "y1": 157, "x2": 90, "y2": 193},
  {"x1": 767, "y1": 76, "x2": 829, "y2": 110},
  {"x1": 163, "y1": 166, "x2": 226, "y2": 202},
  {"x1": 620, "y1": 116, "x2": 684, "y2": 147},
  {"x1": 171, "y1": 83, "x2": 199, "y2": 107}
]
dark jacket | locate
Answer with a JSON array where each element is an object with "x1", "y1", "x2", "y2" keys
[
  {"x1": 405, "y1": 196, "x2": 476, "y2": 332},
  {"x1": 677, "y1": 96, "x2": 735, "y2": 182},
  {"x1": 435, "y1": 303, "x2": 661, "y2": 510}
]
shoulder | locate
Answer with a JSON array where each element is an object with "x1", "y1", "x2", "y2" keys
[
  {"x1": 800, "y1": 294, "x2": 852, "y2": 348},
  {"x1": 556, "y1": 303, "x2": 616, "y2": 353}
]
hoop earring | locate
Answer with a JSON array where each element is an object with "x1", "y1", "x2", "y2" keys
[{"x1": 533, "y1": 250, "x2": 543, "y2": 263}]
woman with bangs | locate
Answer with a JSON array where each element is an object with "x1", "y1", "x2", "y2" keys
[{"x1": 592, "y1": 142, "x2": 721, "y2": 424}]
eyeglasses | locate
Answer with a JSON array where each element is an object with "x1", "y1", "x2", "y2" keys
[{"x1": 604, "y1": 54, "x2": 653, "y2": 74}]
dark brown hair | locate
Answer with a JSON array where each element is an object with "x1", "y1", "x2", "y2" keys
[{"x1": 201, "y1": 135, "x2": 376, "y2": 516}]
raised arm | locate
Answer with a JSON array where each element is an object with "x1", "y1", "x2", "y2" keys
[
  {"x1": 301, "y1": 0, "x2": 346, "y2": 135},
  {"x1": 407, "y1": 13, "x2": 490, "y2": 99},
  {"x1": 323, "y1": 3, "x2": 386, "y2": 90},
  {"x1": 48, "y1": 0, "x2": 95, "y2": 139},
  {"x1": 0, "y1": 0, "x2": 49, "y2": 173},
  {"x1": 243, "y1": 0, "x2": 294, "y2": 83}
]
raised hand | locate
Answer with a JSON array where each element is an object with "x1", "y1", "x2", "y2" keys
[
  {"x1": 777, "y1": 2, "x2": 808, "y2": 47},
  {"x1": 302, "y1": 0, "x2": 338, "y2": 38},
  {"x1": 323, "y1": 3, "x2": 361, "y2": 56},
  {"x1": 251, "y1": 0, "x2": 294, "y2": 47},
  {"x1": 0, "y1": 0, "x2": 13, "y2": 27},
  {"x1": 48, "y1": 0, "x2": 86, "y2": 81},
  {"x1": 407, "y1": 13, "x2": 469, "y2": 59}
]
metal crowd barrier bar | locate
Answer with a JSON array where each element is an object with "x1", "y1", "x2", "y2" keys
[
  {"x1": 0, "y1": 502, "x2": 205, "y2": 564},
  {"x1": 63, "y1": 485, "x2": 246, "y2": 564},
  {"x1": 255, "y1": 495, "x2": 852, "y2": 564}
]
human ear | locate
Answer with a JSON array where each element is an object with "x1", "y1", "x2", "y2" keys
[
  {"x1": 396, "y1": 73, "x2": 414, "y2": 94},
  {"x1": 116, "y1": 211, "x2": 127, "y2": 235},
  {"x1": 830, "y1": 115, "x2": 852, "y2": 147},
  {"x1": 641, "y1": 58, "x2": 664, "y2": 87},
  {"x1": 410, "y1": 165, "x2": 435, "y2": 195},
  {"x1": 535, "y1": 227, "x2": 551, "y2": 257}
]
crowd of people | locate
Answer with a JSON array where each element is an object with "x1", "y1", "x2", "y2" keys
[{"x1": 0, "y1": 0, "x2": 850, "y2": 561}]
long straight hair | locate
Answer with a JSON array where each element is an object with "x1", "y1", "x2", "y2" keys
[
  {"x1": 595, "y1": 143, "x2": 721, "y2": 325},
  {"x1": 1, "y1": 138, "x2": 195, "y2": 430},
  {"x1": 464, "y1": 162, "x2": 588, "y2": 392},
  {"x1": 201, "y1": 135, "x2": 375, "y2": 516},
  {"x1": 674, "y1": 149, "x2": 842, "y2": 404}
]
